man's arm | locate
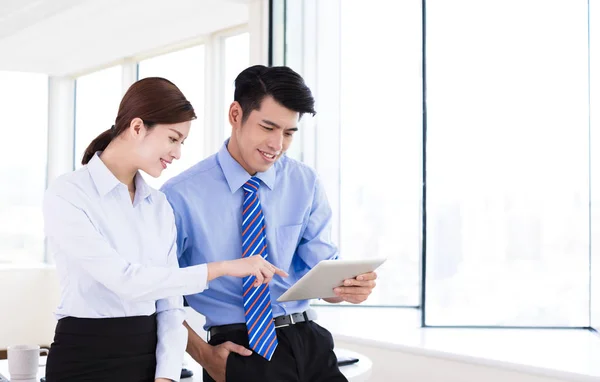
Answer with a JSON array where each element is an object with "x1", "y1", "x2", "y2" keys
[
  {"x1": 297, "y1": 177, "x2": 377, "y2": 304},
  {"x1": 183, "y1": 321, "x2": 251, "y2": 382}
]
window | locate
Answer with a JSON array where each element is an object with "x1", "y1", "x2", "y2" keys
[
  {"x1": 425, "y1": 0, "x2": 590, "y2": 326},
  {"x1": 278, "y1": 0, "x2": 597, "y2": 325},
  {"x1": 222, "y1": 33, "x2": 250, "y2": 141},
  {"x1": 0, "y1": 72, "x2": 48, "y2": 264},
  {"x1": 74, "y1": 66, "x2": 122, "y2": 168},
  {"x1": 138, "y1": 45, "x2": 205, "y2": 189},
  {"x1": 338, "y1": 0, "x2": 422, "y2": 306},
  {"x1": 278, "y1": 0, "x2": 423, "y2": 306}
]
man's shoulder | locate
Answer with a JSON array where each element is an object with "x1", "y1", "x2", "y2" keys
[
  {"x1": 277, "y1": 155, "x2": 318, "y2": 180},
  {"x1": 161, "y1": 154, "x2": 219, "y2": 195},
  {"x1": 276, "y1": 155, "x2": 320, "y2": 190}
]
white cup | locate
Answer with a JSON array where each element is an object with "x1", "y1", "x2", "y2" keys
[{"x1": 7, "y1": 345, "x2": 48, "y2": 381}]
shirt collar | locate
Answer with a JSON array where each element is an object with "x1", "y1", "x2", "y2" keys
[
  {"x1": 134, "y1": 171, "x2": 152, "y2": 202},
  {"x1": 217, "y1": 139, "x2": 276, "y2": 193},
  {"x1": 87, "y1": 152, "x2": 152, "y2": 202}
]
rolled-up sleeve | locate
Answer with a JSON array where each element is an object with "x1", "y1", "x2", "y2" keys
[
  {"x1": 296, "y1": 177, "x2": 340, "y2": 268},
  {"x1": 43, "y1": 188, "x2": 208, "y2": 302},
  {"x1": 155, "y1": 218, "x2": 188, "y2": 381}
]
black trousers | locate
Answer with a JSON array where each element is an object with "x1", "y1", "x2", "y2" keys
[
  {"x1": 203, "y1": 321, "x2": 348, "y2": 382},
  {"x1": 45, "y1": 315, "x2": 157, "y2": 382}
]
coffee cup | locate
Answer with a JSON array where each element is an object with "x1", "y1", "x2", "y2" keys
[{"x1": 7, "y1": 344, "x2": 48, "y2": 381}]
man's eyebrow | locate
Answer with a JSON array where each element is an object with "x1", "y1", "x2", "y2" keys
[{"x1": 261, "y1": 119, "x2": 297, "y2": 131}]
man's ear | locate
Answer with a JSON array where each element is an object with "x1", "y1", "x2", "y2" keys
[{"x1": 229, "y1": 101, "x2": 243, "y2": 128}]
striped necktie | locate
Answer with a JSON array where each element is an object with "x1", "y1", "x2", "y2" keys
[{"x1": 241, "y1": 177, "x2": 278, "y2": 360}]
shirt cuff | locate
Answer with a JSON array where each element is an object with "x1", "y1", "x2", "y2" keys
[
  {"x1": 155, "y1": 359, "x2": 182, "y2": 382},
  {"x1": 155, "y1": 309, "x2": 188, "y2": 381}
]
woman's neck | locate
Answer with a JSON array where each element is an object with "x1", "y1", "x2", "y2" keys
[{"x1": 99, "y1": 142, "x2": 137, "y2": 192}]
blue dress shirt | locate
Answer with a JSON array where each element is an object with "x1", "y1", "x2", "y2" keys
[
  {"x1": 161, "y1": 141, "x2": 339, "y2": 330},
  {"x1": 44, "y1": 152, "x2": 209, "y2": 381}
]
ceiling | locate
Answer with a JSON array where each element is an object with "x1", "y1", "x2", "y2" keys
[{"x1": 0, "y1": 0, "x2": 249, "y2": 76}]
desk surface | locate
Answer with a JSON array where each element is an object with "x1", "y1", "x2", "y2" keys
[{"x1": 0, "y1": 348, "x2": 371, "y2": 382}]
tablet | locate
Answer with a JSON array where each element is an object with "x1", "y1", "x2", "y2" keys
[{"x1": 277, "y1": 258, "x2": 387, "y2": 302}]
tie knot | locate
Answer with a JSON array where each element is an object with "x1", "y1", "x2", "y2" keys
[{"x1": 243, "y1": 177, "x2": 261, "y2": 193}]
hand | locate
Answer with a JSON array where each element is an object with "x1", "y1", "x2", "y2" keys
[
  {"x1": 333, "y1": 271, "x2": 377, "y2": 304},
  {"x1": 225, "y1": 257, "x2": 288, "y2": 287},
  {"x1": 203, "y1": 341, "x2": 252, "y2": 382},
  {"x1": 155, "y1": 379, "x2": 171, "y2": 382}
]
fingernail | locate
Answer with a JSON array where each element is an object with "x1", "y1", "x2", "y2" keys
[
  {"x1": 358, "y1": 276, "x2": 364, "y2": 281},
  {"x1": 344, "y1": 280, "x2": 351, "y2": 286},
  {"x1": 334, "y1": 288, "x2": 341, "y2": 293}
]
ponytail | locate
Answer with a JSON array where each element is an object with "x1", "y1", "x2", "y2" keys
[{"x1": 81, "y1": 126, "x2": 114, "y2": 165}]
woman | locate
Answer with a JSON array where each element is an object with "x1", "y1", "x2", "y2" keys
[{"x1": 43, "y1": 77, "x2": 285, "y2": 382}]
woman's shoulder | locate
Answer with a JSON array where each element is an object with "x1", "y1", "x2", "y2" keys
[{"x1": 45, "y1": 167, "x2": 94, "y2": 202}]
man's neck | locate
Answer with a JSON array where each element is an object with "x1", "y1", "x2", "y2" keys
[{"x1": 226, "y1": 140, "x2": 256, "y2": 176}]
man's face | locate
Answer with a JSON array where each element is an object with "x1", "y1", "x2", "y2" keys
[{"x1": 228, "y1": 96, "x2": 299, "y2": 175}]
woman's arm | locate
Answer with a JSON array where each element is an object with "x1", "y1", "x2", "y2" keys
[
  {"x1": 154, "y1": 222, "x2": 188, "y2": 382},
  {"x1": 44, "y1": 189, "x2": 287, "y2": 302},
  {"x1": 44, "y1": 190, "x2": 210, "y2": 301}
]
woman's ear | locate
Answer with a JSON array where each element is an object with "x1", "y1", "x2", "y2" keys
[{"x1": 128, "y1": 118, "x2": 145, "y2": 139}]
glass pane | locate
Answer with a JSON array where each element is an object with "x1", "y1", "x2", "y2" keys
[
  {"x1": 590, "y1": 0, "x2": 600, "y2": 331},
  {"x1": 74, "y1": 66, "x2": 123, "y2": 168},
  {"x1": 138, "y1": 45, "x2": 205, "y2": 189},
  {"x1": 425, "y1": 0, "x2": 590, "y2": 326},
  {"x1": 338, "y1": 0, "x2": 422, "y2": 306},
  {"x1": 223, "y1": 33, "x2": 250, "y2": 141},
  {"x1": 0, "y1": 72, "x2": 48, "y2": 264}
]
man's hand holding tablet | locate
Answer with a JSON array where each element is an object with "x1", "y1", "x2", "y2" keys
[{"x1": 277, "y1": 258, "x2": 386, "y2": 303}]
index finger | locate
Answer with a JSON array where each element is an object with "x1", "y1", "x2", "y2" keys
[{"x1": 274, "y1": 267, "x2": 289, "y2": 278}]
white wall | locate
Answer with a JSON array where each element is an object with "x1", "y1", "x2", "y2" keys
[{"x1": 0, "y1": 267, "x2": 59, "y2": 349}]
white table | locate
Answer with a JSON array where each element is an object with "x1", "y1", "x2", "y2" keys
[{"x1": 0, "y1": 349, "x2": 371, "y2": 381}]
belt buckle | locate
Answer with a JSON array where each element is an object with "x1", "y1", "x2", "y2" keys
[{"x1": 275, "y1": 314, "x2": 293, "y2": 329}]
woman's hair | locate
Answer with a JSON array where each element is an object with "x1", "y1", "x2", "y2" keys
[{"x1": 81, "y1": 77, "x2": 196, "y2": 165}]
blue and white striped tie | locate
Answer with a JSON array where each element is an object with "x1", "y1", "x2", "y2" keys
[{"x1": 241, "y1": 177, "x2": 278, "y2": 360}]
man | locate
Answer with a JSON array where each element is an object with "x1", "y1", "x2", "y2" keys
[{"x1": 161, "y1": 65, "x2": 377, "y2": 382}]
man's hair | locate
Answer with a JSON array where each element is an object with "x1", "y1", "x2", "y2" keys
[{"x1": 234, "y1": 65, "x2": 316, "y2": 123}]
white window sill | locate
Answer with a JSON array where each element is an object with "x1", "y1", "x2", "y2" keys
[{"x1": 312, "y1": 305, "x2": 600, "y2": 382}]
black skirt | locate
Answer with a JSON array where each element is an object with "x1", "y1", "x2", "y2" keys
[{"x1": 45, "y1": 315, "x2": 157, "y2": 382}]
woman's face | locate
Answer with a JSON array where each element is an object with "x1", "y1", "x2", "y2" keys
[{"x1": 134, "y1": 120, "x2": 191, "y2": 178}]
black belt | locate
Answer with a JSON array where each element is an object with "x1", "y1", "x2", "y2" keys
[
  {"x1": 208, "y1": 310, "x2": 317, "y2": 340},
  {"x1": 274, "y1": 309, "x2": 316, "y2": 327}
]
